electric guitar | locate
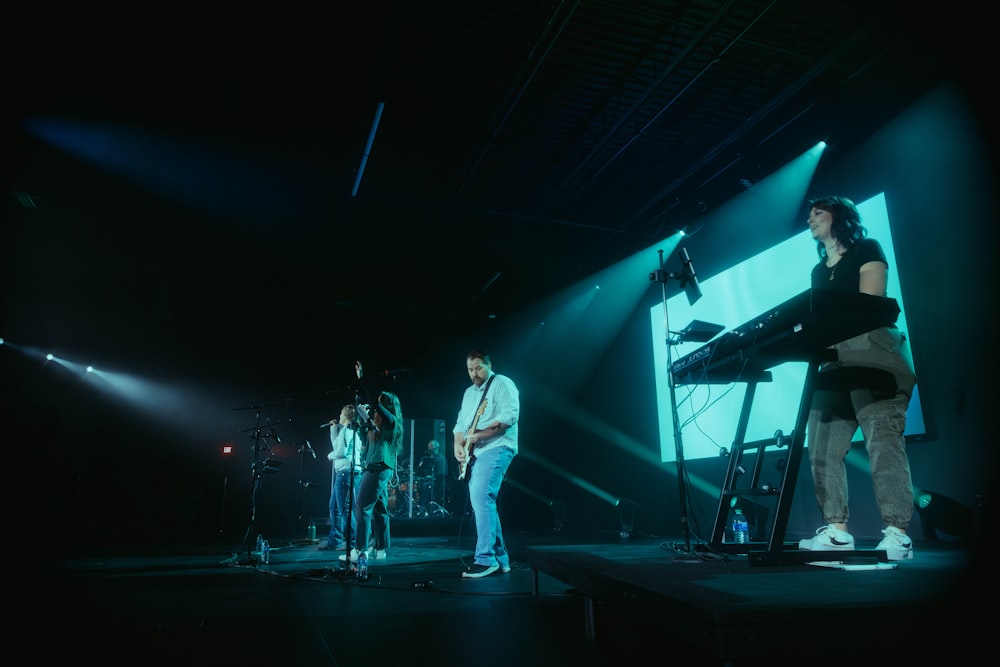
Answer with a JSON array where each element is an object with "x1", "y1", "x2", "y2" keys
[{"x1": 457, "y1": 399, "x2": 487, "y2": 481}]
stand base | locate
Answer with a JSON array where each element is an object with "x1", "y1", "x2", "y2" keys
[
  {"x1": 426, "y1": 502, "x2": 452, "y2": 517},
  {"x1": 320, "y1": 561, "x2": 363, "y2": 581}
]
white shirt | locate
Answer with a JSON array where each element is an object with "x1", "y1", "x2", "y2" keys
[{"x1": 453, "y1": 372, "x2": 519, "y2": 456}]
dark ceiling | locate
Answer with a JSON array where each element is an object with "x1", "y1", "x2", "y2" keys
[{"x1": 7, "y1": 1, "x2": 984, "y2": 381}]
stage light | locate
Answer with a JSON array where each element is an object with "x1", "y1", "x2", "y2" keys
[
  {"x1": 616, "y1": 498, "x2": 640, "y2": 538},
  {"x1": 550, "y1": 499, "x2": 566, "y2": 532},
  {"x1": 913, "y1": 489, "x2": 976, "y2": 542}
]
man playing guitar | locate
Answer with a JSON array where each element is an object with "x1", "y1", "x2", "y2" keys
[{"x1": 452, "y1": 349, "x2": 520, "y2": 578}]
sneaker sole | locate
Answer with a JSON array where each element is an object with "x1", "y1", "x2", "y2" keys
[
  {"x1": 798, "y1": 541, "x2": 854, "y2": 551},
  {"x1": 462, "y1": 565, "x2": 500, "y2": 578}
]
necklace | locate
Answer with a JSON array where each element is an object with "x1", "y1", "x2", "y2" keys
[{"x1": 826, "y1": 244, "x2": 843, "y2": 281}]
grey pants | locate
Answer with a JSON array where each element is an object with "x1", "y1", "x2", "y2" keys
[{"x1": 805, "y1": 326, "x2": 917, "y2": 530}]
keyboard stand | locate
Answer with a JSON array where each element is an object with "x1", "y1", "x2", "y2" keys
[{"x1": 696, "y1": 351, "x2": 862, "y2": 566}]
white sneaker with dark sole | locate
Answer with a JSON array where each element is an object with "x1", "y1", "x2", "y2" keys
[
  {"x1": 798, "y1": 524, "x2": 855, "y2": 551},
  {"x1": 876, "y1": 526, "x2": 913, "y2": 560}
]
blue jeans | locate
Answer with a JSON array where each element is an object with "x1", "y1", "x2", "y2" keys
[
  {"x1": 354, "y1": 467, "x2": 392, "y2": 553},
  {"x1": 467, "y1": 446, "x2": 514, "y2": 568},
  {"x1": 326, "y1": 470, "x2": 358, "y2": 549}
]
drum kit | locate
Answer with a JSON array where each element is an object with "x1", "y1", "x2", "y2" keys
[{"x1": 388, "y1": 467, "x2": 450, "y2": 518}]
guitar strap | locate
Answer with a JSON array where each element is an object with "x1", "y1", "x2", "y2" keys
[
  {"x1": 467, "y1": 374, "x2": 496, "y2": 458},
  {"x1": 470, "y1": 374, "x2": 496, "y2": 434}
]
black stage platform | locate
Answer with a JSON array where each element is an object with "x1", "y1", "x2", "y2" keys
[{"x1": 33, "y1": 525, "x2": 987, "y2": 666}]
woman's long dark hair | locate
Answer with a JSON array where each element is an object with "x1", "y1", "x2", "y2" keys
[
  {"x1": 809, "y1": 195, "x2": 867, "y2": 260},
  {"x1": 378, "y1": 391, "x2": 404, "y2": 456}
]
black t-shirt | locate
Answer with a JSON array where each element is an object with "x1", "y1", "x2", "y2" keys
[{"x1": 810, "y1": 237, "x2": 887, "y2": 292}]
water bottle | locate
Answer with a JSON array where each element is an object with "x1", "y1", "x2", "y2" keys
[
  {"x1": 357, "y1": 551, "x2": 368, "y2": 579},
  {"x1": 262, "y1": 540, "x2": 271, "y2": 564},
  {"x1": 255, "y1": 533, "x2": 264, "y2": 558},
  {"x1": 731, "y1": 508, "x2": 750, "y2": 544},
  {"x1": 307, "y1": 522, "x2": 317, "y2": 542}
]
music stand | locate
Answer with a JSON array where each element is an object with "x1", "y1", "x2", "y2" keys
[{"x1": 676, "y1": 319, "x2": 724, "y2": 344}]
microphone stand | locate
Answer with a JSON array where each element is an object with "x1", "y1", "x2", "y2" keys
[
  {"x1": 295, "y1": 441, "x2": 316, "y2": 528},
  {"x1": 330, "y1": 390, "x2": 365, "y2": 580},
  {"x1": 229, "y1": 404, "x2": 285, "y2": 566},
  {"x1": 650, "y1": 248, "x2": 700, "y2": 557}
]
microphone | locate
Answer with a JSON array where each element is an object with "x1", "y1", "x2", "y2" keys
[
  {"x1": 381, "y1": 368, "x2": 412, "y2": 377},
  {"x1": 356, "y1": 403, "x2": 379, "y2": 433},
  {"x1": 679, "y1": 246, "x2": 702, "y2": 305},
  {"x1": 320, "y1": 420, "x2": 337, "y2": 429},
  {"x1": 304, "y1": 440, "x2": 316, "y2": 459},
  {"x1": 681, "y1": 247, "x2": 696, "y2": 278}
]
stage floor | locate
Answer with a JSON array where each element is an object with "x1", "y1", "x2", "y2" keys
[{"x1": 33, "y1": 525, "x2": 987, "y2": 666}]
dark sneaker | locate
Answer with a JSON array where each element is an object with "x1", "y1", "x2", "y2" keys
[{"x1": 462, "y1": 564, "x2": 499, "y2": 578}]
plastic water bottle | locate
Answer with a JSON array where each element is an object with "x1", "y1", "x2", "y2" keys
[
  {"x1": 307, "y1": 522, "x2": 316, "y2": 542},
  {"x1": 357, "y1": 551, "x2": 368, "y2": 579},
  {"x1": 732, "y1": 509, "x2": 750, "y2": 544},
  {"x1": 256, "y1": 534, "x2": 264, "y2": 559},
  {"x1": 262, "y1": 540, "x2": 271, "y2": 564}
]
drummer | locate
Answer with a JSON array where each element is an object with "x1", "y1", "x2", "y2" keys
[{"x1": 415, "y1": 439, "x2": 448, "y2": 506}]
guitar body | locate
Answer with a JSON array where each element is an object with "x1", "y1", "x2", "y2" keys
[{"x1": 457, "y1": 399, "x2": 487, "y2": 481}]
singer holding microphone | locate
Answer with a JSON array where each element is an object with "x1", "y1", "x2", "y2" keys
[
  {"x1": 319, "y1": 404, "x2": 362, "y2": 553},
  {"x1": 340, "y1": 360, "x2": 403, "y2": 564}
]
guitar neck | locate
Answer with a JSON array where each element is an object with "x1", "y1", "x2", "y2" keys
[{"x1": 458, "y1": 406, "x2": 486, "y2": 480}]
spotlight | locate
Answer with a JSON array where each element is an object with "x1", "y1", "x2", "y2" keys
[
  {"x1": 616, "y1": 498, "x2": 640, "y2": 538},
  {"x1": 913, "y1": 489, "x2": 975, "y2": 542},
  {"x1": 549, "y1": 499, "x2": 566, "y2": 532}
]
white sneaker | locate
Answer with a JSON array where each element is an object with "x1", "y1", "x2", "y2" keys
[
  {"x1": 374, "y1": 549, "x2": 387, "y2": 560},
  {"x1": 338, "y1": 548, "x2": 361, "y2": 562},
  {"x1": 798, "y1": 524, "x2": 855, "y2": 551},
  {"x1": 876, "y1": 526, "x2": 913, "y2": 560}
]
